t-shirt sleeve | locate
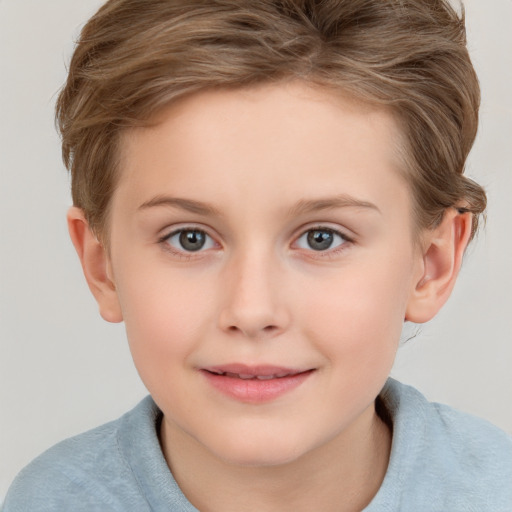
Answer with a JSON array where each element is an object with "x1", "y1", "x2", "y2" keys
[{"x1": 2, "y1": 425, "x2": 151, "y2": 512}]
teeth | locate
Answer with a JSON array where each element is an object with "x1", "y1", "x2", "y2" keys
[
  {"x1": 210, "y1": 370, "x2": 296, "y2": 379},
  {"x1": 224, "y1": 372, "x2": 255, "y2": 379}
]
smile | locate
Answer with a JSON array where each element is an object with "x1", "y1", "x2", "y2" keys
[
  {"x1": 201, "y1": 364, "x2": 314, "y2": 403},
  {"x1": 207, "y1": 370, "x2": 300, "y2": 380}
]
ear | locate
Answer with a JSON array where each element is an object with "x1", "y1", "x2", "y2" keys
[
  {"x1": 405, "y1": 209, "x2": 473, "y2": 323},
  {"x1": 67, "y1": 207, "x2": 123, "y2": 323}
]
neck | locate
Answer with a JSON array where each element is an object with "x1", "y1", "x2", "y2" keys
[{"x1": 160, "y1": 403, "x2": 391, "y2": 512}]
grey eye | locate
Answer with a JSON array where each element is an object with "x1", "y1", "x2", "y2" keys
[
  {"x1": 166, "y1": 229, "x2": 214, "y2": 252},
  {"x1": 296, "y1": 228, "x2": 346, "y2": 251},
  {"x1": 180, "y1": 230, "x2": 205, "y2": 251}
]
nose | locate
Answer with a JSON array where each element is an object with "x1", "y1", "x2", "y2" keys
[{"x1": 217, "y1": 249, "x2": 290, "y2": 340}]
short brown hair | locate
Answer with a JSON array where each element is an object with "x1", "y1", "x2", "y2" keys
[{"x1": 56, "y1": 0, "x2": 486, "y2": 242}]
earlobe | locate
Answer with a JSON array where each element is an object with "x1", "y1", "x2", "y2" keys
[
  {"x1": 67, "y1": 207, "x2": 123, "y2": 323},
  {"x1": 405, "y1": 209, "x2": 472, "y2": 324}
]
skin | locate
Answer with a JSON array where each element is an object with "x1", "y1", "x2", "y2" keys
[{"x1": 68, "y1": 81, "x2": 472, "y2": 511}]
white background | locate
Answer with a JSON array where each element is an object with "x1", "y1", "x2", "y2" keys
[{"x1": 1, "y1": 0, "x2": 511, "y2": 500}]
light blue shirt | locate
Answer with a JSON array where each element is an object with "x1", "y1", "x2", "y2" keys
[{"x1": 3, "y1": 379, "x2": 512, "y2": 511}]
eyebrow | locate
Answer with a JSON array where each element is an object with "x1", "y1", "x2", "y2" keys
[
  {"x1": 138, "y1": 196, "x2": 222, "y2": 216},
  {"x1": 288, "y1": 195, "x2": 381, "y2": 217},
  {"x1": 138, "y1": 193, "x2": 380, "y2": 217}
]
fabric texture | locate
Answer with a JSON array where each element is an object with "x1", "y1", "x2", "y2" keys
[{"x1": 3, "y1": 379, "x2": 512, "y2": 511}]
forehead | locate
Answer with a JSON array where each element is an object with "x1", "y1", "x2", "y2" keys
[{"x1": 114, "y1": 81, "x2": 410, "y2": 221}]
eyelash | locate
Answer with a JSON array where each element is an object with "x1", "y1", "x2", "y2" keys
[
  {"x1": 158, "y1": 225, "x2": 353, "y2": 260},
  {"x1": 158, "y1": 227, "x2": 216, "y2": 261},
  {"x1": 294, "y1": 226, "x2": 353, "y2": 259}
]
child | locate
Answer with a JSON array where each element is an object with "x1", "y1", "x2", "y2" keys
[{"x1": 3, "y1": 0, "x2": 511, "y2": 510}]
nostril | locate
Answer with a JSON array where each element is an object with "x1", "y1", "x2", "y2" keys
[{"x1": 225, "y1": 323, "x2": 279, "y2": 337}]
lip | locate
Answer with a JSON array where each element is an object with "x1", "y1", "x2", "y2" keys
[{"x1": 201, "y1": 364, "x2": 315, "y2": 403}]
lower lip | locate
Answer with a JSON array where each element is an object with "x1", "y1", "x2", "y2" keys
[{"x1": 201, "y1": 370, "x2": 314, "y2": 403}]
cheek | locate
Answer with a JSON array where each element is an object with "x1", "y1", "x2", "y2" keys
[
  {"x1": 299, "y1": 254, "x2": 412, "y2": 362},
  {"x1": 115, "y1": 268, "x2": 215, "y2": 384}
]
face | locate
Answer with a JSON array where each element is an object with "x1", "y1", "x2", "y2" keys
[{"x1": 106, "y1": 82, "x2": 423, "y2": 467}]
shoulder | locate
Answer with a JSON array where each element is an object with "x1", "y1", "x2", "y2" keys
[
  {"x1": 370, "y1": 379, "x2": 512, "y2": 511},
  {"x1": 392, "y1": 379, "x2": 512, "y2": 461},
  {"x1": 2, "y1": 397, "x2": 157, "y2": 512},
  {"x1": 429, "y1": 398, "x2": 512, "y2": 472}
]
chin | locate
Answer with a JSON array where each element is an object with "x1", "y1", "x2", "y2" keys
[
  {"x1": 206, "y1": 429, "x2": 313, "y2": 468},
  {"x1": 220, "y1": 449, "x2": 304, "y2": 469}
]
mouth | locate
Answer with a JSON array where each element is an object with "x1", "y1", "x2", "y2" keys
[
  {"x1": 206, "y1": 370, "x2": 305, "y2": 380},
  {"x1": 200, "y1": 364, "x2": 315, "y2": 403}
]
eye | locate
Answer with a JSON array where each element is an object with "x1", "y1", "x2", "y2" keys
[
  {"x1": 164, "y1": 229, "x2": 216, "y2": 252},
  {"x1": 295, "y1": 228, "x2": 347, "y2": 252}
]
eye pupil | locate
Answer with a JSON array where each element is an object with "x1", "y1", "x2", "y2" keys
[
  {"x1": 307, "y1": 230, "x2": 334, "y2": 251},
  {"x1": 179, "y1": 230, "x2": 206, "y2": 251}
]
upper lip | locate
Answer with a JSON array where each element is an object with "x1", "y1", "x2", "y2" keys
[{"x1": 202, "y1": 364, "x2": 311, "y2": 379}]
